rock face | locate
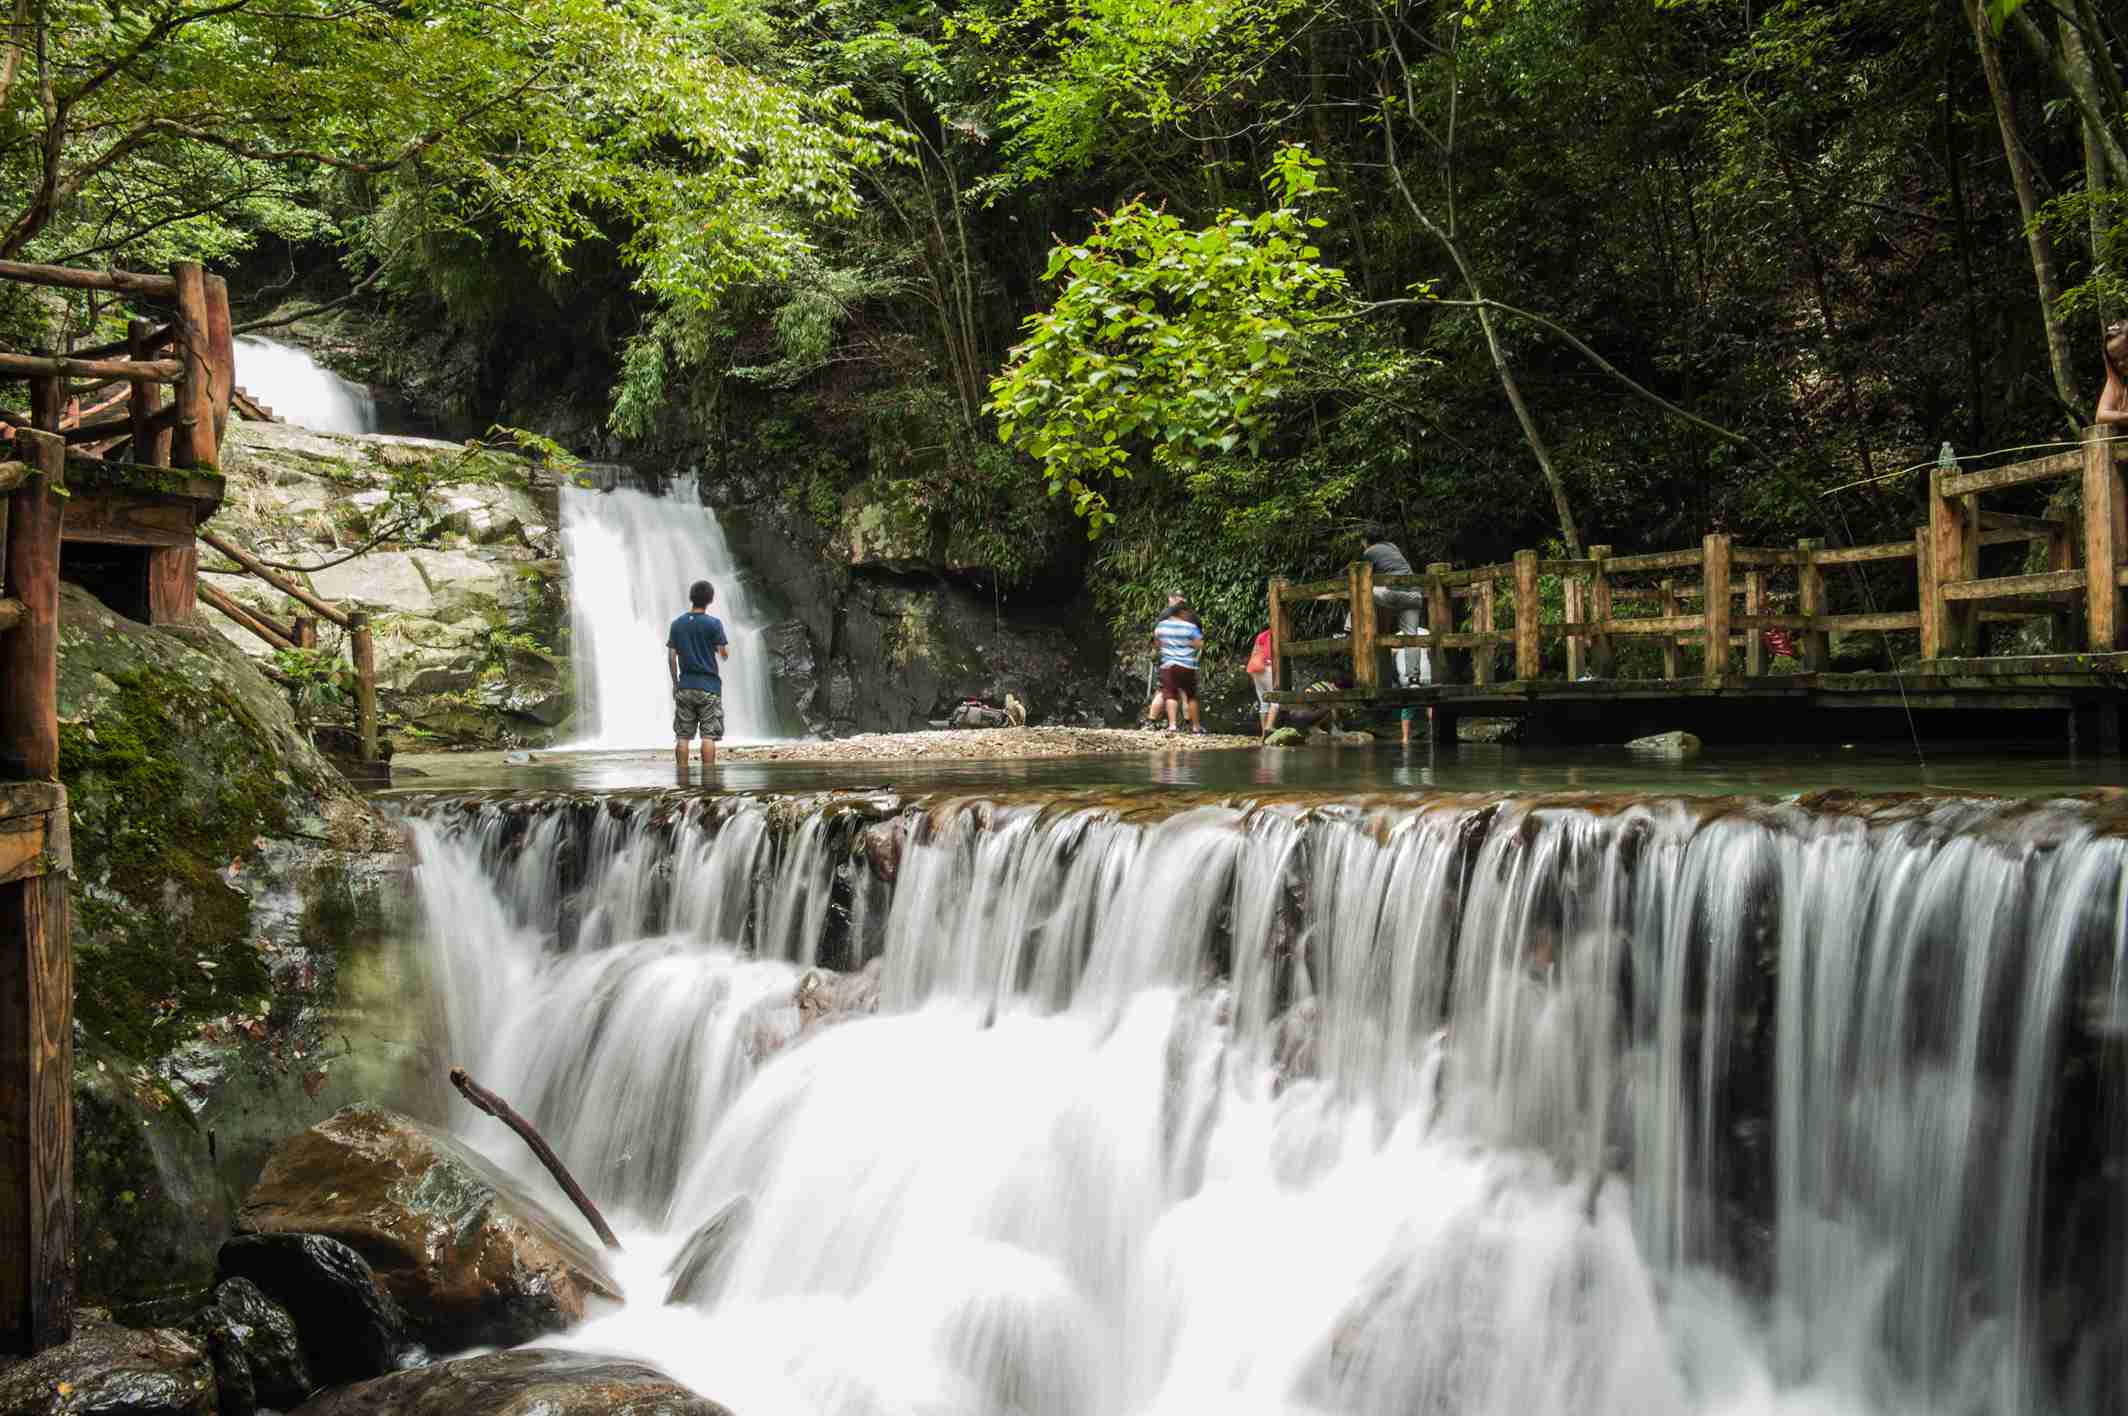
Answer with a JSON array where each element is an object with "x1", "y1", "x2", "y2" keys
[
  {"x1": 0, "y1": 1317, "x2": 215, "y2": 1416},
  {"x1": 207, "y1": 419, "x2": 570, "y2": 748},
  {"x1": 216, "y1": 1233, "x2": 419, "y2": 1386},
  {"x1": 55, "y1": 582, "x2": 412, "y2": 1312},
  {"x1": 286, "y1": 1349, "x2": 731, "y2": 1416},
  {"x1": 236, "y1": 1105, "x2": 620, "y2": 1351}
]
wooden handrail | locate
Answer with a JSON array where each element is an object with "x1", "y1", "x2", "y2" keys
[
  {"x1": 0, "y1": 257, "x2": 175, "y2": 297},
  {"x1": 0, "y1": 351, "x2": 181, "y2": 383},
  {"x1": 197, "y1": 530, "x2": 353, "y2": 628},
  {"x1": 197, "y1": 579, "x2": 297, "y2": 652}
]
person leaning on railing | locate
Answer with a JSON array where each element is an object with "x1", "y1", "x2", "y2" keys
[{"x1": 2101, "y1": 321, "x2": 2128, "y2": 429}]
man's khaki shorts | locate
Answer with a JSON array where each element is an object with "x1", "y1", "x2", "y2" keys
[{"x1": 673, "y1": 688, "x2": 725, "y2": 741}]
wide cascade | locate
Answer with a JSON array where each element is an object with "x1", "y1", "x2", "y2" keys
[
  {"x1": 559, "y1": 482, "x2": 786, "y2": 747},
  {"x1": 402, "y1": 787, "x2": 2128, "y2": 1416}
]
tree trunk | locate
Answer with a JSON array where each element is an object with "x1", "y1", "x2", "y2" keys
[{"x1": 1967, "y1": 0, "x2": 2082, "y2": 421}]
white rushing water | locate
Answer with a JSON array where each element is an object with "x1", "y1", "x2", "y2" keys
[
  {"x1": 233, "y1": 335, "x2": 380, "y2": 434},
  {"x1": 405, "y1": 790, "x2": 2128, "y2": 1416},
  {"x1": 559, "y1": 483, "x2": 786, "y2": 747}
]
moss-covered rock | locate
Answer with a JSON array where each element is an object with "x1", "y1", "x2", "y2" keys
[{"x1": 56, "y1": 583, "x2": 414, "y2": 1307}]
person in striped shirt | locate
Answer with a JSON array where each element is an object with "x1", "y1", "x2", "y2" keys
[{"x1": 1152, "y1": 599, "x2": 1207, "y2": 734}]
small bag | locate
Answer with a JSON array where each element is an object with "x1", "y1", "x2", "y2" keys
[{"x1": 1245, "y1": 629, "x2": 1272, "y2": 676}]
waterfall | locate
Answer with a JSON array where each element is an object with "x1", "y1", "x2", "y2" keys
[
  {"x1": 233, "y1": 336, "x2": 379, "y2": 434},
  {"x1": 559, "y1": 484, "x2": 787, "y2": 747},
  {"x1": 401, "y1": 788, "x2": 2128, "y2": 1416}
]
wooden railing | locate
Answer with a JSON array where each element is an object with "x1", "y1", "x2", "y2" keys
[
  {"x1": 0, "y1": 258, "x2": 233, "y2": 468},
  {"x1": 197, "y1": 530, "x2": 379, "y2": 763},
  {"x1": 1268, "y1": 427, "x2": 2123, "y2": 694}
]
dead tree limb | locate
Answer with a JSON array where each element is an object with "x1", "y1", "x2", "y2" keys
[{"x1": 449, "y1": 1066, "x2": 622, "y2": 1251}]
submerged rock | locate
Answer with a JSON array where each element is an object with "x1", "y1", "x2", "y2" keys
[
  {"x1": 217, "y1": 1233, "x2": 420, "y2": 1386},
  {"x1": 1264, "y1": 726, "x2": 1307, "y2": 747},
  {"x1": 1625, "y1": 729, "x2": 1702, "y2": 757},
  {"x1": 235, "y1": 1105, "x2": 619, "y2": 1351},
  {"x1": 664, "y1": 1196, "x2": 752, "y2": 1307},
  {"x1": 0, "y1": 1316, "x2": 215, "y2": 1416},
  {"x1": 285, "y1": 1348, "x2": 730, "y2": 1416},
  {"x1": 183, "y1": 1278, "x2": 313, "y2": 1412}
]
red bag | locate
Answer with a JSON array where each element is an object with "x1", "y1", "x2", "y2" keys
[{"x1": 1246, "y1": 629, "x2": 1272, "y2": 675}]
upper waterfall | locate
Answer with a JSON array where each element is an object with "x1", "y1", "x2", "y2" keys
[
  {"x1": 233, "y1": 335, "x2": 381, "y2": 434},
  {"x1": 559, "y1": 482, "x2": 789, "y2": 747},
  {"x1": 397, "y1": 786, "x2": 2128, "y2": 1416}
]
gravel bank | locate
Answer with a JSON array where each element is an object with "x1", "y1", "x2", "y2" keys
[{"x1": 725, "y1": 725, "x2": 1261, "y2": 762}]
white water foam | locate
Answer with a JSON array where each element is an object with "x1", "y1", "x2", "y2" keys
[
  {"x1": 403, "y1": 792, "x2": 2128, "y2": 1416},
  {"x1": 233, "y1": 336, "x2": 379, "y2": 434},
  {"x1": 559, "y1": 483, "x2": 787, "y2": 747}
]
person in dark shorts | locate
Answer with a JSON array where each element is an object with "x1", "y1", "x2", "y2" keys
[
  {"x1": 667, "y1": 579, "x2": 731, "y2": 773},
  {"x1": 1152, "y1": 599, "x2": 1206, "y2": 734}
]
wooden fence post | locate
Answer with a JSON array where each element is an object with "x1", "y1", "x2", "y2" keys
[
  {"x1": 1659, "y1": 579, "x2": 1682, "y2": 679},
  {"x1": 203, "y1": 274, "x2": 234, "y2": 442},
  {"x1": 1588, "y1": 545, "x2": 1614, "y2": 678},
  {"x1": 1, "y1": 432, "x2": 64, "y2": 780},
  {"x1": 1702, "y1": 533, "x2": 1731, "y2": 685},
  {"x1": 1563, "y1": 564, "x2": 1585, "y2": 681},
  {"x1": 1350, "y1": 559, "x2": 1379, "y2": 693},
  {"x1": 1929, "y1": 451, "x2": 1976, "y2": 656},
  {"x1": 25, "y1": 350, "x2": 60, "y2": 436},
  {"x1": 170, "y1": 261, "x2": 218, "y2": 470},
  {"x1": 0, "y1": 426, "x2": 72, "y2": 1355},
  {"x1": 1797, "y1": 538, "x2": 1828, "y2": 671},
  {"x1": 127, "y1": 320, "x2": 171, "y2": 467},
  {"x1": 1915, "y1": 527, "x2": 1937, "y2": 660},
  {"x1": 1744, "y1": 568, "x2": 1766, "y2": 676},
  {"x1": 1514, "y1": 549, "x2": 1541, "y2": 681},
  {"x1": 2046, "y1": 518, "x2": 2076, "y2": 652},
  {"x1": 1268, "y1": 578, "x2": 1290, "y2": 693},
  {"x1": 1473, "y1": 577, "x2": 1496, "y2": 685},
  {"x1": 349, "y1": 611, "x2": 379, "y2": 762},
  {"x1": 1426, "y1": 562, "x2": 1458, "y2": 686},
  {"x1": 2084, "y1": 424, "x2": 2123, "y2": 653}
]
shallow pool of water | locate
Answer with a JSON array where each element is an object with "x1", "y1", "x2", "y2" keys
[{"x1": 383, "y1": 739, "x2": 2128, "y2": 799}]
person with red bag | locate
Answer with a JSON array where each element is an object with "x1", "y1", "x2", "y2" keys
[{"x1": 1247, "y1": 627, "x2": 1279, "y2": 738}]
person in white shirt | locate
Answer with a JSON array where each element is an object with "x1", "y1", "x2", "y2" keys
[{"x1": 1151, "y1": 600, "x2": 1207, "y2": 734}]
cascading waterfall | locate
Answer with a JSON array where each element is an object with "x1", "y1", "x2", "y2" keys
[
  {"x1": 402, "y1": 788, "x2": 2128, "y2": 1416},
  {"x1": 233, "y1": 336, "x2": 380, "y2": 434},
  {"x1": 559, "y1": 483, "x2": 787, "y2": 747}
]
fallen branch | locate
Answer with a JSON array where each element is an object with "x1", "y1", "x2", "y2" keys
[{"x1": 449, "y1": 1066, "x2": 622, "y2": 1251}]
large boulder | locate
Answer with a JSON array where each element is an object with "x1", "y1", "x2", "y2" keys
[
  {"x1": 286, "y1": 1349, "x2": 730, "y2": 1416},
  {"x1": 236, "y1": 1105, "x2": 619, "y2": 1350},
  {"x1": 217, "y1": 1233, "x2": 420, "y2": 1386},
  {"x1": 0, "y1": 1316, "x2": 215, "y2": 1416}
]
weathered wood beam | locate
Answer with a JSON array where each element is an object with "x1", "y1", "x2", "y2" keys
[
  {"x1": 1940, "y1": 568, "x2": 2087, "y2": 601},
  {"x1": 196, "y1": 530, "x2": 352, "y2": 628},
  {"x1": 195, "y1": 580, "x2": 296, "y2": 651},
  {"x1": 0, "y1": 351, "x2": 180, "y2": 383},
  {"x1": 1939, "y1": 451, "x2": 2082, "y2": 496},
  {"x1": 1814, "y1": 541, "x2": 1917, "y2": 566},
  {"x1": 0, "y1": 258, "x2": 174, "y2": 297}
]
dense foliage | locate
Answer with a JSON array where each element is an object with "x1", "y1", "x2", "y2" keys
[{"x1": 4, "y1": 0, "x2": 2125, "y2": 651}]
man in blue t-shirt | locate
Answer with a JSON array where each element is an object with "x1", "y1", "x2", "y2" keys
[
  {"x1": 667, "y1": 579, "x2": 731, "y2": 773},
  {"x1": 1151, "y1": 599, "x2": 1206, "y2": 734}
]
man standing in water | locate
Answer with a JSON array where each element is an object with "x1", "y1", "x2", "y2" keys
[{"x1": 668, "y1": 579, "x2": 731, "y2": 773}]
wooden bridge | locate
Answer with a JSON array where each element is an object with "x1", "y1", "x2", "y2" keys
[{"x1": 1267, "y1": 427, "x2": 2128, "y2": 748}]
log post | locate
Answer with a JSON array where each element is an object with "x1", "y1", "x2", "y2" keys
[
  {"x1": 0, "y1": 427, "x2": 72, "y2": 1356},
  {"x1": 1701, "y1": 533, "x2": 1731, "y2": 685},
  {"x1": 1563, "y1": 566, "x2": 1585, "y2": 681},
  {"x1": 0, "y1": 431, "x2": 64, "y2": 780},
  {"x1": 2046, "y1": 519, "x2": 2076, "y2": 652},
  {"x1": 1929, "y1": 451, "x2": 1977, "y2": 657},
  {"x1": 1744, "y1": 569, "x2": 1767, "y2": 676},
  {"x1": 25, "y1": 351, "x2": 61, "y2": 436},
  {"x1": 1349, "y1": 559, "x2": 1379, "y2": 694},
  {"x1": 1514, "y1": 549, "x2": 1541, "y2": 681},
  {"x1": 350, "y1": 611, "x2": 379, "y2": 762},
  {"x1": 1588, "y1": 545, "x2": 1614, "y2": 678},
  {"x1": 2084, "y1": 424, "x2": 2123, "y2": 653},
  {"x1": 170, "y1": 261, "x2": 217, "y2": 469},
  {"x1": 1267, "y1": 578, "x2": 1291, "y2": 693},
  {"x1": 292, "y1": 615, "x2": 318, "y2": 650},
  {"x1": 1473, "y1": 577, "x2": 1496, "y2": 685},
  {"x1": 1915, "y1": 527, "x2": 1937, "y2": 661},
  {"x1": 1425, "y1": 562, "x2": 1458, "y2": 686},
  {"x1": 127, "y1": 319, "x2": 171, "y2": 467},
  {"x1": 1797, "y1": 539, "x2": 1828, "y2": 671},
  {"x1": 203, "y1": 274, "x2": 234, "y2": 442},
  {"x1": 1659, "y1": 579, "x2": 1682, "y2": 679}
]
